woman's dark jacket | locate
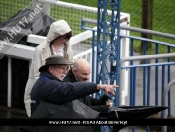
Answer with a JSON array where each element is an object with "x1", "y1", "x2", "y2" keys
[
  {"x1": 31, "y1": 71, "x2": 98, "y2": 114},
  {"x1": 63, "y1": 69, "x2": 109, "y2": 114}
]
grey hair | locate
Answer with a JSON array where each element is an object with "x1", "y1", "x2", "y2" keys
[
  {"x1": 72, "y1": 61, "x2": 79, "y2": 70},
  {"x1": 47, "y1": 65, "x2": 56, "y2": 72}
]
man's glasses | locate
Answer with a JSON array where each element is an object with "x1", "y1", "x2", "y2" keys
[{"x1": 53, "y1": 65, "x2": 68, "y2": 71}]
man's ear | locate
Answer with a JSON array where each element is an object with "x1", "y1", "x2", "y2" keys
[
  {"x1": 48, "y1": 66, "x2": 53, "y2": 74},
  {"x1": 72, "y1": 68, "x2": 77, "y2": 75}
]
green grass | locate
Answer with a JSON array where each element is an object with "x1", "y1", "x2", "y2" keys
[
  {"x1": 1, "y1": 0, "x2": 175, "y2": 54},
  {"x1": 61, "y1": 0, "x2": 175, "y2": 54},
  {"x1": 50, "y1": 6, "x2": 97, "y2": 36},
  {"x1": 121, "y1": 0, "x2": 175, "y2": 54},
  {"x1": 0, "y1": 0, "x2": 32, "y2": 22}
]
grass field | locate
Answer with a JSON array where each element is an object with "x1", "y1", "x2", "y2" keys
[
  {"x1": 62, "y1": 0, "x2": 175, "y2": 54},
  {"x1": 0, "y1": 0, "x2": 175, "y2": 54}
]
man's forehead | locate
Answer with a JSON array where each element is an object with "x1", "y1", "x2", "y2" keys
[{"x1": 79, "y1": 68, "x2": 91, "y2": 73}]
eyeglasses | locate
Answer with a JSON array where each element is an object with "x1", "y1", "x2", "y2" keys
[{"x1": 53, "y1": 65, "x2": 68, "y2": 71}]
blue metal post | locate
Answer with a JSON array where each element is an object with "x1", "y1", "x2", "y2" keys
[
  {"x1": 147, "y1": 66, "x2": 151, "y2": 105},
  {"x1": 155, "y1": 43, "x2": 159, "y2": 106},
  {"x1": 130, "y1": 39, "x2": 134, "y2": 106},
  {"x1": 143, "y1": 41, "x2": 147, "y2": 106},
  {"x1": 167, "y1": 46, "x2": 171, "y2": 116},
  {"x1": 91, "y1": 31, "x2": 95, "y2": 83},
  {"x1": 96, "y1": 0, "x2": 121, "y2": 107},
  {"x1": 133, "y1": 68, "x2": 136, "y2": 106},
  {"x1": 96, "y1": 1, "x2": 121, "y2": 131},
  {"x1": 115, "y1": 0, "x2": 121, "y2": 107}
]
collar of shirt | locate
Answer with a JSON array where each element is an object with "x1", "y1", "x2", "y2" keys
[{"x1": 51, "y1": 45, "x2": 65, "y2": 56}]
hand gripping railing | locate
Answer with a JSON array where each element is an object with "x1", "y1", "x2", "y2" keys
[{"x1": 161, "y1": 79, "x2": 175, "y2": 132}]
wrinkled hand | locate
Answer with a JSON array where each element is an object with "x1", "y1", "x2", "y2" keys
[{"x1": 97, "y1": 84, "x2": 119, "y2": 95}]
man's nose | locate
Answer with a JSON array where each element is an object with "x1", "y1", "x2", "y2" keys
[{"x1": 63, "y1": 70, "x2": 67, "y2": 74}]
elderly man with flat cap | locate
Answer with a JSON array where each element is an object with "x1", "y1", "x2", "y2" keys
[{"x1": 30, "y1": 55, "x2": 118, "y2": 115}]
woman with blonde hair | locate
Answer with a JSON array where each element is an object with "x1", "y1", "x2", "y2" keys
[{"x1": 24, "y1": 20, "x2": 73, "y2": 117}]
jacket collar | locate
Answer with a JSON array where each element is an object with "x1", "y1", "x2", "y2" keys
[
  {"x1": 40, "y1": 71, "x2": 62, "y2": 82},
  {"x1": 67, "y1": 69, "x2": 77, "y2": 82}
]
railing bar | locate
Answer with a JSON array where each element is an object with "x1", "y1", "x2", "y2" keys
[
  {"x1": 133, "y1": 68, "x2": 136, "y2": 106},
  {"x1": 121, "y1": 53, "x2": 175, "y2": 63},
  {"x1": 130, "y1": 68, "x2": 133, "y2": 106},
  {"x1": 168, "y1": 90, "x2": 171, "y2": 117},
  {"x1": 143, "y1": 66, "x2": 146, "y2": 105},
  {"x1": 143, "y1": 41, "x2": 147, "y2": 55},
  {"x1": 167, "y1": 46, "x2": 171, "y2": 117},
  {"x1": 91, "y1": 31, "x2": 95, "y2": 83},
  {"x1": 147, "y1": 66, "x2": 151, "y2": 105},
  {"x1": 130, "y1": 39, "x2": 134, "y2": 57},
  {"x1": 162, "y1": 66, "x2": 165, "y2": 102},
  {"x1": 82, "y1": 26, "x2": 175, "y2": 47},
  {"x1": 143, "y1": 40, "x2": 147, "y2": 105},
  {"x1": 130, "y1": 39, "x2": 134, "y2": 106},
  {"x1": 143, "y1": 40, "x2": 147, "y2": 106},
  {"x1": 120, "y1": 34, "x2": 175, "y2": 47},
  {"x1": 82, "y1": 18, "x2": 175, "y2": 39},
  {"x1": 155, "y1": 43, "x2": 159, "y2": 106},
  {"x1": 121, "y1": 62, "x2": 175, "y2": 69},
  {"x1": 120, "y1": 26, "x2": 175, "y2": 39}
]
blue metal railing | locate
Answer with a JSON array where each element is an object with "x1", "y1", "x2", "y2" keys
[
  {"x1": 81, "y1": 18, "x2": 175, "y2": 132},
  {"x1": 120, "y1": 34, "x2": 175, "y2": 132},
  {"x1": 120, "y1": 34, "x2": 175, "y2": 116}
]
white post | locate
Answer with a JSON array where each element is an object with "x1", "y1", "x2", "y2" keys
[
  {"x1": 39, "y1": 0, "x2": 58, "y2": 15},
  {"x1": 7, "y1": 57, "x2": 12, "y2": 107},
  {"x1": 43, "y1": 3, "x2": 51, "y2": 15},
  {"x1": 119, "y1": 16, "x2": 130, "y2": 106},
  {"x1": 94, "y1": 47, "x2": 97, "y2": 84},
  {"x1": 32, "y1": 0, "x2": 41, "y2": 8}
]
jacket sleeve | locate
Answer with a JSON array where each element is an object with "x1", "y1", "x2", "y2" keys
[
  {"x1": 35, "y1": 81, "x2": 99, "y2": 104},
  {"x1": 24, "y1": 48, "x2": 43, "y2": 117}
]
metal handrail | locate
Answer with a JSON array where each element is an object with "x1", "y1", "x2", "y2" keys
[
  {"x1": 120, "y1": 26, "x2": 175, "y2": 39},
  {"x1": 120, "y1": 53, "x2": 175, "y2": 65},
  {"x1": 120, "y1": 34, "x2": 175, "y2": 46},
  {"x1": 82, "y1": 18, "x2": 175, "y2": 39}
]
